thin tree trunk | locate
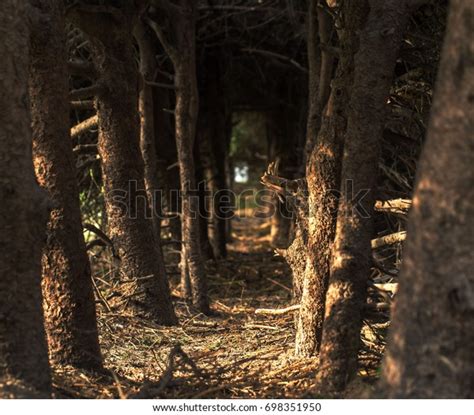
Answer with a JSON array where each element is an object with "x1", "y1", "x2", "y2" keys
[
  {"x1": 194, "y1": 135, "x2": 214, "y2": 261},
  {"x1": 70, "y1": 7, "x2": 177, "y2": 325},
  {"x1": 152, "y1": 76, "x2": 181, "y2": 243},
  {"x1": 295, "y1": 0, "x2": 367, "y2": 357},
  {"x1": 203, "y1": 56, "x2": 229, "y2": 259},
  {"x1": 316, "y1": 0, "x2": 414, "y2": 393},
  {"x1": 149, "y1": 0, "x2": 210, "y2": 313},
  {"x1": 135, "y1": 21, "x2": 163, "y2": 247},
  {"x1": 0, "y1": 0, "x2": 51, "y2": 394},
  {"x1": 175, "y1": 60, "x2": 209, "y2": 312},
  {"x1": 380, "y1": 0, "x2": 474, "y2": 398},
  {"x1": 29, "y1": 0, "x2": 102, "y2": 371},
  {"x1": 303, "y1": 0, "x2": 335, "y2": 166}
]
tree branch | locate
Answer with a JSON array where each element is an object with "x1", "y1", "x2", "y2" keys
[
  {"x1": 69, "y1": 84, "x2": 102, "y2": 101},
  {"x1": 71, "y1": 115, "x2": 98, "y2": 139},
  {"x1": 371, "y1": 231, "x2": 407, "y2": 249}
]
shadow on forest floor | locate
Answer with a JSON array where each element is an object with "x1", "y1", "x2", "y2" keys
[{"x1": 52, "y1": 209, "x2": 384, "y2": 398}]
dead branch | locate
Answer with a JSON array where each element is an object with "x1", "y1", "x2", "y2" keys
[
  {"x1": 70, "y1": 100, "x2": 94, "y2": 110},
  {"x1": 371, "y1": 231, "x2": 407, "y2": 249},
  {"x1": 255, "y1": 304, "x2": 300, "y2": 315},
  {"x1": 144, "y1": 80, "x2": 175, "y2": 90},
  {"x1": 71, "y1": 115, "x2": 98, "y2": 139},
  {"x1": 375, "y1": 198, "x2": 412, "y2": 216},
  {"x1": 83, "y1": 223, "x2": 117, "y2": 258},
  {"x1": 69, "y1": 84, "x2": 102, "y2": 101},
  {"x1": 134, "y1": 344, "x2": 205, "y2": 398}
]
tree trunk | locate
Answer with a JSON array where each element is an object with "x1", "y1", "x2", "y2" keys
[
  {"x1": 293, "y1": 0, "x2": 366, "y2": 357},
  {"x1": 29, "y1": 0, "x2": 102, "y2": 371},
  {"x1": 175, "y1": 63, "x2": 209, "y2": 312},
  {"x1": 152, "y1": 77, "x2": 181, "y2": 243},
  {"x1": 70, "y1": 7, "x2": 177, "y2": 325},
  {"x1": 316, "y1": 0, "x2": 413, "y2": 392},
  {"x1": 135, "y1": 21, "x2": 163, "y2": 247},
  {"x1": 303, "y1": 0, "x2": 335, "y2": 166},
  {"x1": 194, "y1": 135, "x2": 214, "y2": 261},
  {"x1": 0, "y1": 0, "x2": 51, "y2": 394},
  {"x1": 150, "y1": 0, "x2": 210, "y2": 313},
  {"x1": 201, "y1": 55, "x2": 229, "y2": 259},
  {"x1": 380, "y1": 0, "x2": 474, "y2": 398}
]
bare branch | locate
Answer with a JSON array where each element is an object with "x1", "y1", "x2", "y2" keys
[
  {"x1": 70, "y1": 100, "x2": 94, "y2": 110},
  {"x1": 375, "y1": 199, "x2": 412, "y2": 216},
  {"x1": 146, "y1": 17, "x2": 179, "y2": 65},
  {"x1": 144, "y1": 79, "x2": 175, "y2": 90},
  {"x1": 71, "y1": 115, "x2": 98, "y2": 139},
  {"x1": 255, "y1": 304, "x2": 301, "y2": 315},
  {"x1": 371, "y1": 231, "x2": 407, "y2": 249},
  {"x1": 69, "y1": 84, "x2": 102, "y2": 101}
]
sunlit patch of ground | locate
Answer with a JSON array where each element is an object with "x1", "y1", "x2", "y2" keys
[{"x1": 52, "y1": 209, "x2": 383, "y2": 398}]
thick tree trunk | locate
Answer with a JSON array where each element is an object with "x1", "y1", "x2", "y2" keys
[
  {"x1": 294, "y1": 0, "x2": 366, "y2": 357},
  {"x1": 380, "y1": 0, "x2": 474, "y2": 398},
  {"x1": 71, "y1": 7, "x2": 177, "y2": 325},
  {"x1": 316, "y1": 0, "x2": 413, "y2": 393},
  {"x1": 0, "y1": 0, "x2": 51, "y2": 394},
  {"x1": 29, "y1": 0, "x2": 102, "y2": 370}
]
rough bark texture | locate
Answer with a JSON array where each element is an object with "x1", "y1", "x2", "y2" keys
[
  {"x1": 292, "y1": 0, "x2": 367, "y2": 357},
  {"x1": 29, "y1": 0, "x2": 102, "y2": 370},
  {"x1": 380, "y1": 0, "x2": 474, "y2": 398},
  {"x1": 151, "y1": 0, "x2": 210, "y2": 312},
  {"x1": 71, "y1": 6, "x2": 177, "y2": 325},
  {"x1": 175, "y1": 10, "x2": 209, "y2": 312},
  {"x1": 0, "y1": 0, "x2": 51, "y2": 394},
  {"x1": 316, "y1": 0, "x2": 412, "y2": 392}
]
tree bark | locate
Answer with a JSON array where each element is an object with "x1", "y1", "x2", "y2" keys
[
  {"x1": 135, "y1": 21, "x2": 163, "y2": 247},
  {"x1": 380, "y1": 0, "x2": 474, "y2": 398},
  {"x1": 288, "y1": 1, "x2": 367, "y2": 357},
  {"x1": 303, "y1": 0, "x2": 334, "y2": 166},
  {"x1": 291, "y1": 0, "x2": 367, "y2": 357},
  {"x1": 0, "y1": 0, "x2": 51, "y2": 394},
  {"x1": 316, "y1": 0, "x2": 413, "y2": 393},
  {"x1": 194, "y1": 135, "x2": 214, "y2": 261},
  {"x1": 29, "y1": 0, "x2": 103, "y2": 370},
  {"x1": 149, "y1": 0, "x2": 210, "y2": 313},
  {"x1": 70, "y1": 5, "x2": 177, "y2": 325},
  {"x1": 152, "y1": 76, "x2": 181, "y2": 243}
]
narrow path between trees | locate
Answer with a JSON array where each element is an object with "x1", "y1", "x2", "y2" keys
[{"x1": 53, "y1": 208, "x2": 381, "y2": 398}]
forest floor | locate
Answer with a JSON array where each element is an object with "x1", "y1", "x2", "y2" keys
[{"x1": 53, "y1": 209, "x2": 385, "y2": 398}]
